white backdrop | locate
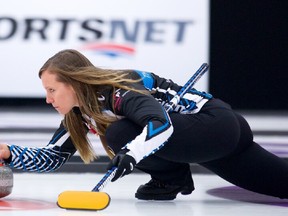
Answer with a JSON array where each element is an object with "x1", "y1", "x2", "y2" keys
[{"x1": 0, "y1": 0, "x2": 209, "y2": 97}]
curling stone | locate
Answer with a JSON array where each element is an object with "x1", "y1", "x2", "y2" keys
[{"x1": 0, "y1": 163, "x2": 13, "y2": 198}]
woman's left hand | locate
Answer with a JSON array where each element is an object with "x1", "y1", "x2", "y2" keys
[{"x1": 106, "y1": 149, "x2": 136, "y2": 182}]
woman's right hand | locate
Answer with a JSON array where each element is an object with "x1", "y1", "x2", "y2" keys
[{"x1": 0, "y1": 143, "x2": 11, "y2": 160}]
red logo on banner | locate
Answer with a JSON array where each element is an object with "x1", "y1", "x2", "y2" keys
[{"x1": 80, "y1": 43, "x2": 135, "y2": 58}]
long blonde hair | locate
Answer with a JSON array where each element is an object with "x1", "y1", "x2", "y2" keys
[{"x1": 38, "y1": 49, "x2": 145, "y2": 163}]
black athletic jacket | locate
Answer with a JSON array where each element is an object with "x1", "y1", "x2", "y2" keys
[{"x1": 7, "y1": 71, "x2": 212, "y2": 172}]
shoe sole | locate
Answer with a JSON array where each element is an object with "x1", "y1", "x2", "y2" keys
[
  {"x1": 135, "y1": 192, "x2": 177, "y2": 200},
  {"x1": 135, "y1": 187, "x2": 193, "y2": 201}
]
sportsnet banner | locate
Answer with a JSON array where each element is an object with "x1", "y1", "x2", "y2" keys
[{"x1": 0, "y1": 0, "x2": 209, "y2": 97}]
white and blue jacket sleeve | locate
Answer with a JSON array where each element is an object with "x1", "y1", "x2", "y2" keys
[
  {"x1": 7, "y1": 122, "x2": 76, "y2": 172},
  {"x1": 113, "y1": 88, "x2": 174, "y2": 163}
]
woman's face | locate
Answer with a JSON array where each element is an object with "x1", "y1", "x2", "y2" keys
[{"x1": 41, "y1": 70, "x2": 79, "y2": 115}]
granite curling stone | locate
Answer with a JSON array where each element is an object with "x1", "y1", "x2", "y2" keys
[{"x1": 0, "y1": 163, "x2": 13, "y2": 198}]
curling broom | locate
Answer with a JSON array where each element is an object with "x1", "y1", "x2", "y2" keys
[{"x1": 57, "y1": 63, "x2": 209, "y2": 210}]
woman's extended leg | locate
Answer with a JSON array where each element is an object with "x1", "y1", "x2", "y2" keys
[{"x1": 200, "y1": 113, "x2": 288, "y2": 199}]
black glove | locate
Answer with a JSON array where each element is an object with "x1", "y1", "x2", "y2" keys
[{"x1": 107, "y1": 149, "x2": 136, "y2": 182}]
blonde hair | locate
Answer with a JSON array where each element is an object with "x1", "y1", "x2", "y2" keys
[{"x1": 39, "y1": 49, "x2": 145, "y2": 163}]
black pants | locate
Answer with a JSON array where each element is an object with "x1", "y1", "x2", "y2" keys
[{"x1": 106, "y1": 98, "x2": 288, "y2": 199}]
